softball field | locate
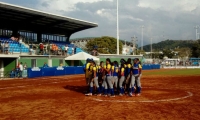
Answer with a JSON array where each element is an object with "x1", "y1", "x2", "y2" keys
[{"x1": 0, "y1": 69, "x2": 200, "y2": 120}]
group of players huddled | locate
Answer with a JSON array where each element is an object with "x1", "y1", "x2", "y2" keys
[{"x1": 84, "y1": 58, "x2": 142, "y2": 97}]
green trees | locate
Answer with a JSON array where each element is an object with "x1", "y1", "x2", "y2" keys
[
  {"x1": 191, "y1": 40, "x2": 200, "y2": 58},
  {"x1": 143, "y1": 40, "x2": 195, "y2": 51},
  {"x1": 85, "y1": 36, "x2": 123, "y2": 54},
  {"x1": 176, "y1": 47, "x2": 191, "y2": 59}
]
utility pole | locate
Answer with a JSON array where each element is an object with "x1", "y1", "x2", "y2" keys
[
  {"x1": 141, "y1": 25, "x2": 144, "y2": 51},
  {"x1": 131, "y1": 35, "x2": 138, "y2": 55},
  {"x1": 194, "y1": 25, "x2": 199, "y2": 40},
  {"x1": 116, "y1": 0, "x2": 119, "y2": 55}
]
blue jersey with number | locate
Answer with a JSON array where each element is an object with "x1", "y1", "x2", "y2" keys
[
  {"x1": 132, "y1": 63, "x2": 139, "y2": 75},
  {"x1": 112, "y1": 65, "x2": 118, "y2": 76}
]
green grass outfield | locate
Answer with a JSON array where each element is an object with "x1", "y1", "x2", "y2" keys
[{"x1": 143, "y1": 69, "x2": 200, "y2": 76}]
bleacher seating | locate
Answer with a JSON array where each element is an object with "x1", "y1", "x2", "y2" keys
[
  {"x1": 47, "y1": 40, "x2": 84, "y2": 55},
  {"x1": 0, "y1": 37, "x2": 84, "y2": 55},
  {"x1": 0, "y1": 37, "x2": 29, "y2": 53}
]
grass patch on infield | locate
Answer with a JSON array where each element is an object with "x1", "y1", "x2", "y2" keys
[{"x1": 143, "y1": 69, "x2": 200, "y2": 76}]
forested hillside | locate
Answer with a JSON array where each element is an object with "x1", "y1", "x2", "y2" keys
[{"x1": 142, "y1": 40, "x2": 195, "y2": 51}]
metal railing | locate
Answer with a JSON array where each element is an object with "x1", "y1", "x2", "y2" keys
[
  {"x1": 0, "y1": 70, "x2": 28, "y2": 79},
  {"x1": 0, "y1": 70, "x2": 12, "y2": 78}
]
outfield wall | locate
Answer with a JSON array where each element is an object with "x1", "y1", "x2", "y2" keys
[
  {"x1": 27, "y1": 64, "x2": 160, "y2": 78},
  {"x1": 27, "y1": 66, "x2": 84, "y2": 78},
  {"x1": 163, "y1": 66, "x2": 200, "y2": 69}
]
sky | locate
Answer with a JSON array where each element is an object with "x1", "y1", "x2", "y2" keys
[{"x1": 0, "y1": 0, "x2": 200, "y2": 46}]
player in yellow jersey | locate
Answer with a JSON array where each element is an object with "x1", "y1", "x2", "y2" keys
[
  {"x1": 112, "y1": 61, "x2": 119, "y2": 94},
  {"x1": 105, "y1": 58, "x2": 115, "y2": 97},
  {"x1": 119, "y1": 62, "x2": 125, "y2": 96},
  {"x1": 85, "y1": 60, "x2": 96, "y2": 96},
  {"x1": 85, "y1": 59, "x2": 91, "y2": 86}
]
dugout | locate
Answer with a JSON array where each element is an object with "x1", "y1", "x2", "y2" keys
[
  {"x1": 0, "y1": 55, "x2": 19, "y2": 78},
  {"x1": 0, "y1": 54, "x2": 67, "y2": 78}
]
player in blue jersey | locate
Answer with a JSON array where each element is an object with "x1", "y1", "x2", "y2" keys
[
  {"x1": 129, "y1": 58, "x2": 140, "y2": 97},
  {"x1": 101, "y1": 60, "x2": 110, "y2": 97},
  {"x1": 112, "y1": 61, "x2": 119, "y2": 94},
  {"x1": 135, "y1": 58, "x2": 142, "y2": 96},
  {"x1": 124, "y1": 58, "x2": 132, "y2": 94}
]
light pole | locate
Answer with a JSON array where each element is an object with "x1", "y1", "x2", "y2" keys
[
  {"x1": 125, "y1": 39, "x2": 127, "y2": 55},
  {"x1": 116, "y1": 0, "x2": 119, "y2": 55},
  {"x1": 141, "y1": 25, "x2": 144, "y2": 51},
  {"x1": 194, "y1": 25, "x2": 199, "y2": 40},
  {"x1": 150, "y1": 37, "x2": 153, "y2": 59},
  {"x1": 131, "y1": 35, "x2": 138, "y2": 55}
]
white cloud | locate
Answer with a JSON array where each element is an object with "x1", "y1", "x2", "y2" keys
[
  {"x1": 37, "y1": 0, "x2": 113, "y2": 14},
  {"x1": 138, "y1": 0, "x2": 200, "y2": 12},
  {"x1": 120, "y1": 15, "x2": 144, "y2": 22},
  {"x1": 96, "y1": 8, "x2": 116, "y2": 21},
  {"x1": 1, "y1": 0, "x2": 200, "y2": 46}
]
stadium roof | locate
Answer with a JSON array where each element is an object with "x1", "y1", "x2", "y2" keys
[{"x1": 0, "y1": 2, "x2": 98, "y2": 36}]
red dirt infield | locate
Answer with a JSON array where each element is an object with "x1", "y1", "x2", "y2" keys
[{"x1": 0, "y1": 70, "x2": 200, "y2": 120}]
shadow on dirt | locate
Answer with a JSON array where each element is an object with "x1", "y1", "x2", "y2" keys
[{"x1": 63, "y1": 85, "x2": 89, "y2": 94}]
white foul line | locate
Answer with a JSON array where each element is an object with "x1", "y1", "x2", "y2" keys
[
  {"x1": 92, "y1": 92, "x2": 193, "y2": 103},
  {"x1": 0, "y1": 79, "x2": 84, "y2": 90}
]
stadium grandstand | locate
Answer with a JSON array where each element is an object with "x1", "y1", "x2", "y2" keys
[{"x1": 0, "y1": 2, "x2": 97, "y2": 78}]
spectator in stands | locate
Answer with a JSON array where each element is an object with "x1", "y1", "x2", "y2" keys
[
  {"x1": 23, "y1": 62, "x2": 27, "y2": 70},
  {"x1": 61, "y1": 45, "x2": 65, "y2": 56},
  {"x1": 10, "y1": 36, "x2": 16, "y2": 41},
  {"x1": 0, "y1": 41, "x2": 2, "y2": 53},
  {"x1": 19, "y1": 37, "x2": 22, "y2": 48},
  {"x1": 65, "y1": 45, "x2": 69, "y2": 56},
  {"x1": 4, "y1": 41, "x2": 9, "y2": 54},
  {"x1": 52, "y1": 44, "x2": 56, "y2": 55},
  {"x1": 44, "y1": 43, "x2": 48, "y2": 55},
  {"x1": 43, "y1": 62, "x2": 49, "y2": 68},
  {"x1": 55, "y1": 45, "x2": 58, "y2": 55},
  {"x1": 74, "y1": 46, "x2": 77, "y2": 54},
  {"x1": 19, "y1": 62, "x2": 23, "y2": 78},
  {"x1": 1, "y1": 41, "x2": 4, "y2": 53},
  {"x1": 60, "y1": 63, "x2": 63, "y2": 67},
  {"x1": 39, "y1": 43, "x2": 44, "y2": 55},
  {"x1": 71, "y1": 47, "x2": 74, "y2": 55},
  {"x1": 29, "y1": 42, "x2": 33, "y2": 55},
  {"x1": 15, "y1": 62, "x2": 20, "y2": 77},
  {"x1": 10, "y1": 69, "x2": 15, "y2": 78},
  {"x1": 57, "y1": 47, "x2": 62, "y2": 55},
  {"x1": 47, "y1": 43, "x2": 50, "y2": 55}
]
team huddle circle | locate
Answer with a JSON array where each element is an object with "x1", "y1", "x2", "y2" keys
[
  {"x1": 89, "y1": 88, "x2": 193, "y2": 103},
  {"x1": 83, "y1": 58, "x2": 193, "y2": 102},
  {"x1": 84, "y1": 58, "x2": 142, "y2": 97}
]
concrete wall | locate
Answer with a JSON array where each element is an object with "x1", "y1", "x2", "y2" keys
[
  {"x1": 3, "y1": 58, "x2": 16, "y2": 75},
  {"x1": 18, "y1": 59, "x2": 31, "y2": 68},
  {"x1": 65, "y1": 60, "x2": 85, "y2": 66},
  {"x1": 19, "y1": 57, "x2": 65, "y2": 67}
]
